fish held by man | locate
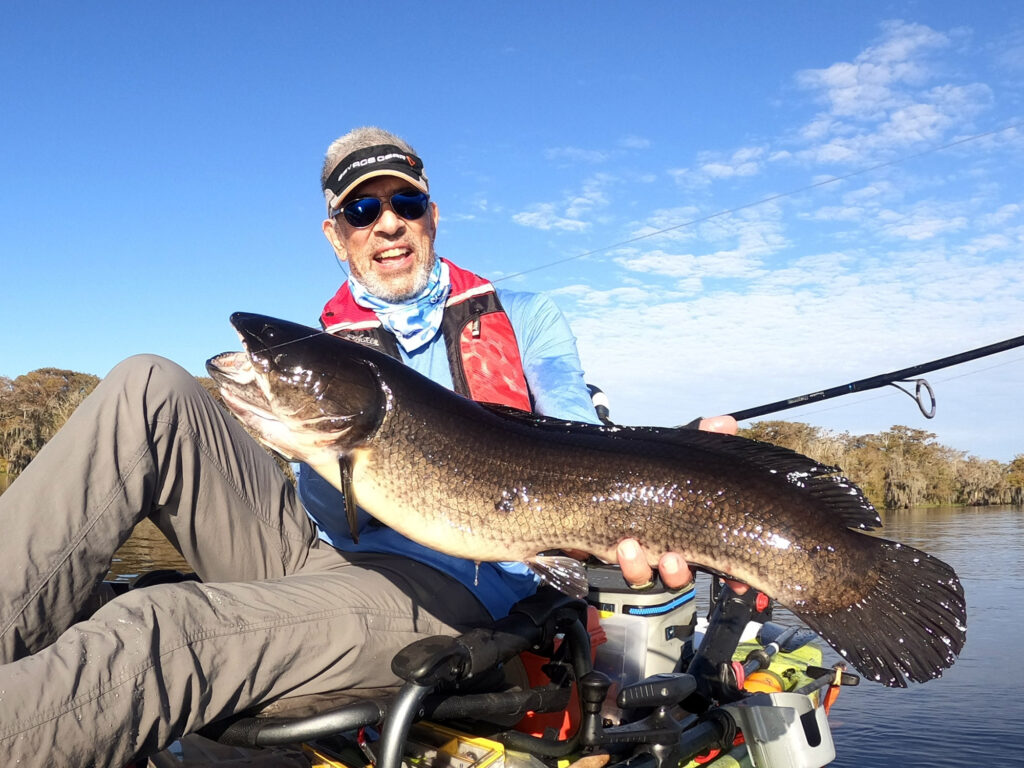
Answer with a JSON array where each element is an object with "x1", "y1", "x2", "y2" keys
[{"x1": 207, "y1": 312, "x2": 967, "y2": 689}]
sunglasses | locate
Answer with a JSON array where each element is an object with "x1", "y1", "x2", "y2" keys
[{"x1": 332, "y1": 190, "x2": 431, "y2": 228}]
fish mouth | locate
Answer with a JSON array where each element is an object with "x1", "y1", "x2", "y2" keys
[
  {"x1": 207, "y1": 349, "x2": 255, "y2": 384},
  {"x1": 206, "y1": 350, "x2": 320, "y2": 460},
  {"x1": 207, "y1": 318, "x2": 285, "y2": 414},
  {"x1": 206, "y1": 351, "x2": 280, "y2": 430},
  {"x1": 205, "y1": 345, "x2": 370, "y2": 460}
]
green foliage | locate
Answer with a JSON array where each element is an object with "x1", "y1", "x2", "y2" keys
[
  {"x1": 0, "y1": 368, "x2": 100, "y2": 475},
  {"x1": 1007, "y1": 455, "x2": 1024, "y2": 488},
  {"x1": 740, "y1": 420, "x2": 1020, "y2": 510},
  {"x1": 0, "y1": 369, "x2": 295, "y2": 492}
]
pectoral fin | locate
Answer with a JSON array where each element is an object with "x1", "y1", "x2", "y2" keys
[
  {"x1": 339, "y1": 456, "x2": 359, "y2": 544},
  {"x1": 526, "y1": 555, "x2": 590, "y2": 599}
]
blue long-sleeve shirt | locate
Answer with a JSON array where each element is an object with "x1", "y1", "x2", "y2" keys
[{"x1": 298, "y1": 289, "x2": 598, "y2": 618}]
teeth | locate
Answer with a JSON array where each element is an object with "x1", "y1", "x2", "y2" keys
[
  {"x1": 377, "y1": 248, "x2": 408, "y2": 260},
  {"x1": 212, "y1": 352, "x2": 256, "y2": 384}
]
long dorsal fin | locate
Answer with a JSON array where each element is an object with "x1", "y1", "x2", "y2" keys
[
  {"x1": 651, "y1": 429, "x2": 883, "y2": 531},
  {"x1": 477, "y1": 403, "x2": 881, "y2": 531}
]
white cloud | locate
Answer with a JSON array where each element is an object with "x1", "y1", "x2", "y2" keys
[
  {"x1": 799, "y1": 116, "x2": 838, "y2": 142},
  {"x1": 545, "y1": 146, "x2": 609, "y2": 164},
  {"x1": 625, "y1": 205, "x2": 704, "y2": 246},
  {"x1": 551, "y1": 283, "x2": 673, "y2": 308},
  {"x1": 961, "y1": 233, "x2": 1013, "y2": 255},
  {"x1": 842, "y1": 181, "x2": 897, "y2": 204},
  {"x1": 883, "y1": 214, "x2": 968, "y2": 240},
  {"x1": 557, "y1": 244, "x2": 1024, "y2": 439},
  {"x1": 804, "y1": 205, "x2": 867, "y2": 223},
  {"x1": 512, "y1": 203, "x2": 588, "y2": 232},
  {"x1": 619, "y1": 135, "x2": 651, "y2": 150},
  {"x1": 623, "y1": 203, "x2": 791, "y2": 262},
  {"x1": 674, "y1": 146, "x2": 767, "y2": 183},
  {"x1": 701, "y1": 161, "x2": 759, "y2": 179},
  {"x1": 791, "y1": 21, "x2": 992, "y2": 166},
  {"x1": 564, "y1": 174, "x2": 612, "y2": 218},
  {"x1": 610, "y1": 208, "x2": 786, "y2": 293},
  {"x1": 801, "y1": 140, "x2": 862, "y2": 164},
  {"x1": 613, "y1": 249, "x2": 693, "y2": 274},
  {"x1": 977, "y1": 203, "x2": 1021, "y2": 228},
  {"x1": 543, "y1": 137, "x2": 652, "y2": 172},
  {"x1": 667, "y1": 167, "x2": 705, "y2": 187},
  {"x1": 512, "y1": 174, "x2": 613, "y2": 231},
  {"x1": 796, "y1": 20, "x2": 950, "y2": 119},
  {"x1": 883, "y1": 102, "x2": 950, "y2": 143},
  {"x1": 872, "y1": 201, "x2": 972, "y2": 241},
  {"x1": 989, "y1": 28, "x2": 1024, "y2": 75},
  {"x1": 804, "y1": 195, "x2": 973, "y2": 241}
]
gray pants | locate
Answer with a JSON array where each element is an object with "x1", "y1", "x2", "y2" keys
[{"x1": 0, "y1": 355, "x2": 491, "y2": 767}]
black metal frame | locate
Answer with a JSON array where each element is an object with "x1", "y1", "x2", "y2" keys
[{"x1": 197, "y1": 582, "x2": 855, "y2": 768}]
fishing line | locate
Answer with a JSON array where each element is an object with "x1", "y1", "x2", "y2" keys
[
  {"x1": 928, "y1": 354, "x2": 1024, "y2": 383},
  {"x1": 492, "y1": 121, "x2": 1022, "y2": 284},
  {"x1": 258, "y1": 329, "x2": 331, "y2": 352}
]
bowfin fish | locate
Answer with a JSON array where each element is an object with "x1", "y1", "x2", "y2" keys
[{"x1": 206, "y1": 312, "x2": 967, "y2": 688}]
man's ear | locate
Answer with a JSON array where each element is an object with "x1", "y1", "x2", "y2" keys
[
  {"x1": 322, "y1": 218, "x2": 348, "y2": 262},
  {"x1": 429, "y1": 200, "x2": 439, "y2": 232}
]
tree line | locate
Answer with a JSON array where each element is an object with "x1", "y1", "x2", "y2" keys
[
  {"x1": 739, "y1": 421, "x2": 1024, "y2": 509},
  {"x1": 2, "y1": 367, "x2": 1022, "y2": 510},
  {"x1": 1, "y1": 368, "x2": 101, "y2": 479},
  {"x1": 0, "y1": 368, "x2": 294, "y2": 489}
]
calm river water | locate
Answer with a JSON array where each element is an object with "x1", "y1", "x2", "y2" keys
[
  {"x1": 107, "y1": 506, "x2": 1022, "y2": 766},
  {"x1": 817, "y1": 505, "x2": 1024, "y2": 767}
]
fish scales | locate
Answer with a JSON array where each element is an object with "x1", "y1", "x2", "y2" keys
[
  {"x1": 207, "y1": 313, "x2": 967, "y2": 688},
  {"x1": 362, "y1": 388, "x2": 876, "y2": 615}
]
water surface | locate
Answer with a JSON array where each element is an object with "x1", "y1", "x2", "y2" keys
[
  {"x1": 109, "y1": 519, "x2": 191, "y2": 582},
  {"x1": 823, "y1": 505, "x2": 1023, "y2": 766}
]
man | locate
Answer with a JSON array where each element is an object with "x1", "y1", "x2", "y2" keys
[
  {"x1": 309, "y1": 127, "x2": 735, "y2": 599},
  {"x1": 0, "y1": 127, "x2": 734, "y2": 766}
]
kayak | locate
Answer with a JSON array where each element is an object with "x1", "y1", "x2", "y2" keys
[{"x1": 142, "y1": 572, "x2": 849, "y2": 768}]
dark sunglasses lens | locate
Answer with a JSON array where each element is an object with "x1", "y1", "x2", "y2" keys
[
  {"x1": 391, "y1": 191, "x2": 429, "y2": 220},
  {"x1": 343, "y1": 197, "x2": 383, "y2": 228}
]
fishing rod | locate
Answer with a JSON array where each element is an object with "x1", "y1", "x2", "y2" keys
[{"x1": 727, "y1": 333, "x2": 1024, "y2": 422}]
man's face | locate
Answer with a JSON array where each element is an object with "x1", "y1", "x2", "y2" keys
[{"x1": 322, "y1": 175, "x2": 439, "y2": 302}]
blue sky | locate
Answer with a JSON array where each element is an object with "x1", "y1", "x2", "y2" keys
[{"x1": 2, "y1": 2, "x2": 1022, "y2": 462}]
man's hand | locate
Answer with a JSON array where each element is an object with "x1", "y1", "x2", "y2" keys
[
  {"x1": 616, "y1": 538, "x2": 748, "y2": 594},
  {"x1": 617, "y1": 539, "x2": 692, "y2": 589},
  {"x1": 698, "y1": 414, "x2": 738, "y2": 435},
  {"x1": 617, "y1": 414, "x2": 746, "y2": 593}
]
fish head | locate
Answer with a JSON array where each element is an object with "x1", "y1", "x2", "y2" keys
[{"x1": 206, "y1": 312, "x2": 387, "y2": 464}]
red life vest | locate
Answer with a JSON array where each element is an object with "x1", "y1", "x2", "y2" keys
[{"x1": 320, "y1": 259, "x2": 532, "y2": 411}]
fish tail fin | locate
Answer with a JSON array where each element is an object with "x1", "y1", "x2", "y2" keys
[{"x1": 800, "y1": 538, "x2": 966, "y2": 688}]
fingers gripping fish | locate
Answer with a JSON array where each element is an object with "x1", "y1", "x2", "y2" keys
[{"x1": 207, "y1": 312, "x2": 967, "y2": 688}]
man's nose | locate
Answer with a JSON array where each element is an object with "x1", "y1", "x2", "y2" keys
[{"x1": 374, "y1": 204, "x2": 404, "y2": 233}]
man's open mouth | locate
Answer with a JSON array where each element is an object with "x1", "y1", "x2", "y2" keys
[{"x1": 375, "y1": 247, "x2": 412, "y2": 263}]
